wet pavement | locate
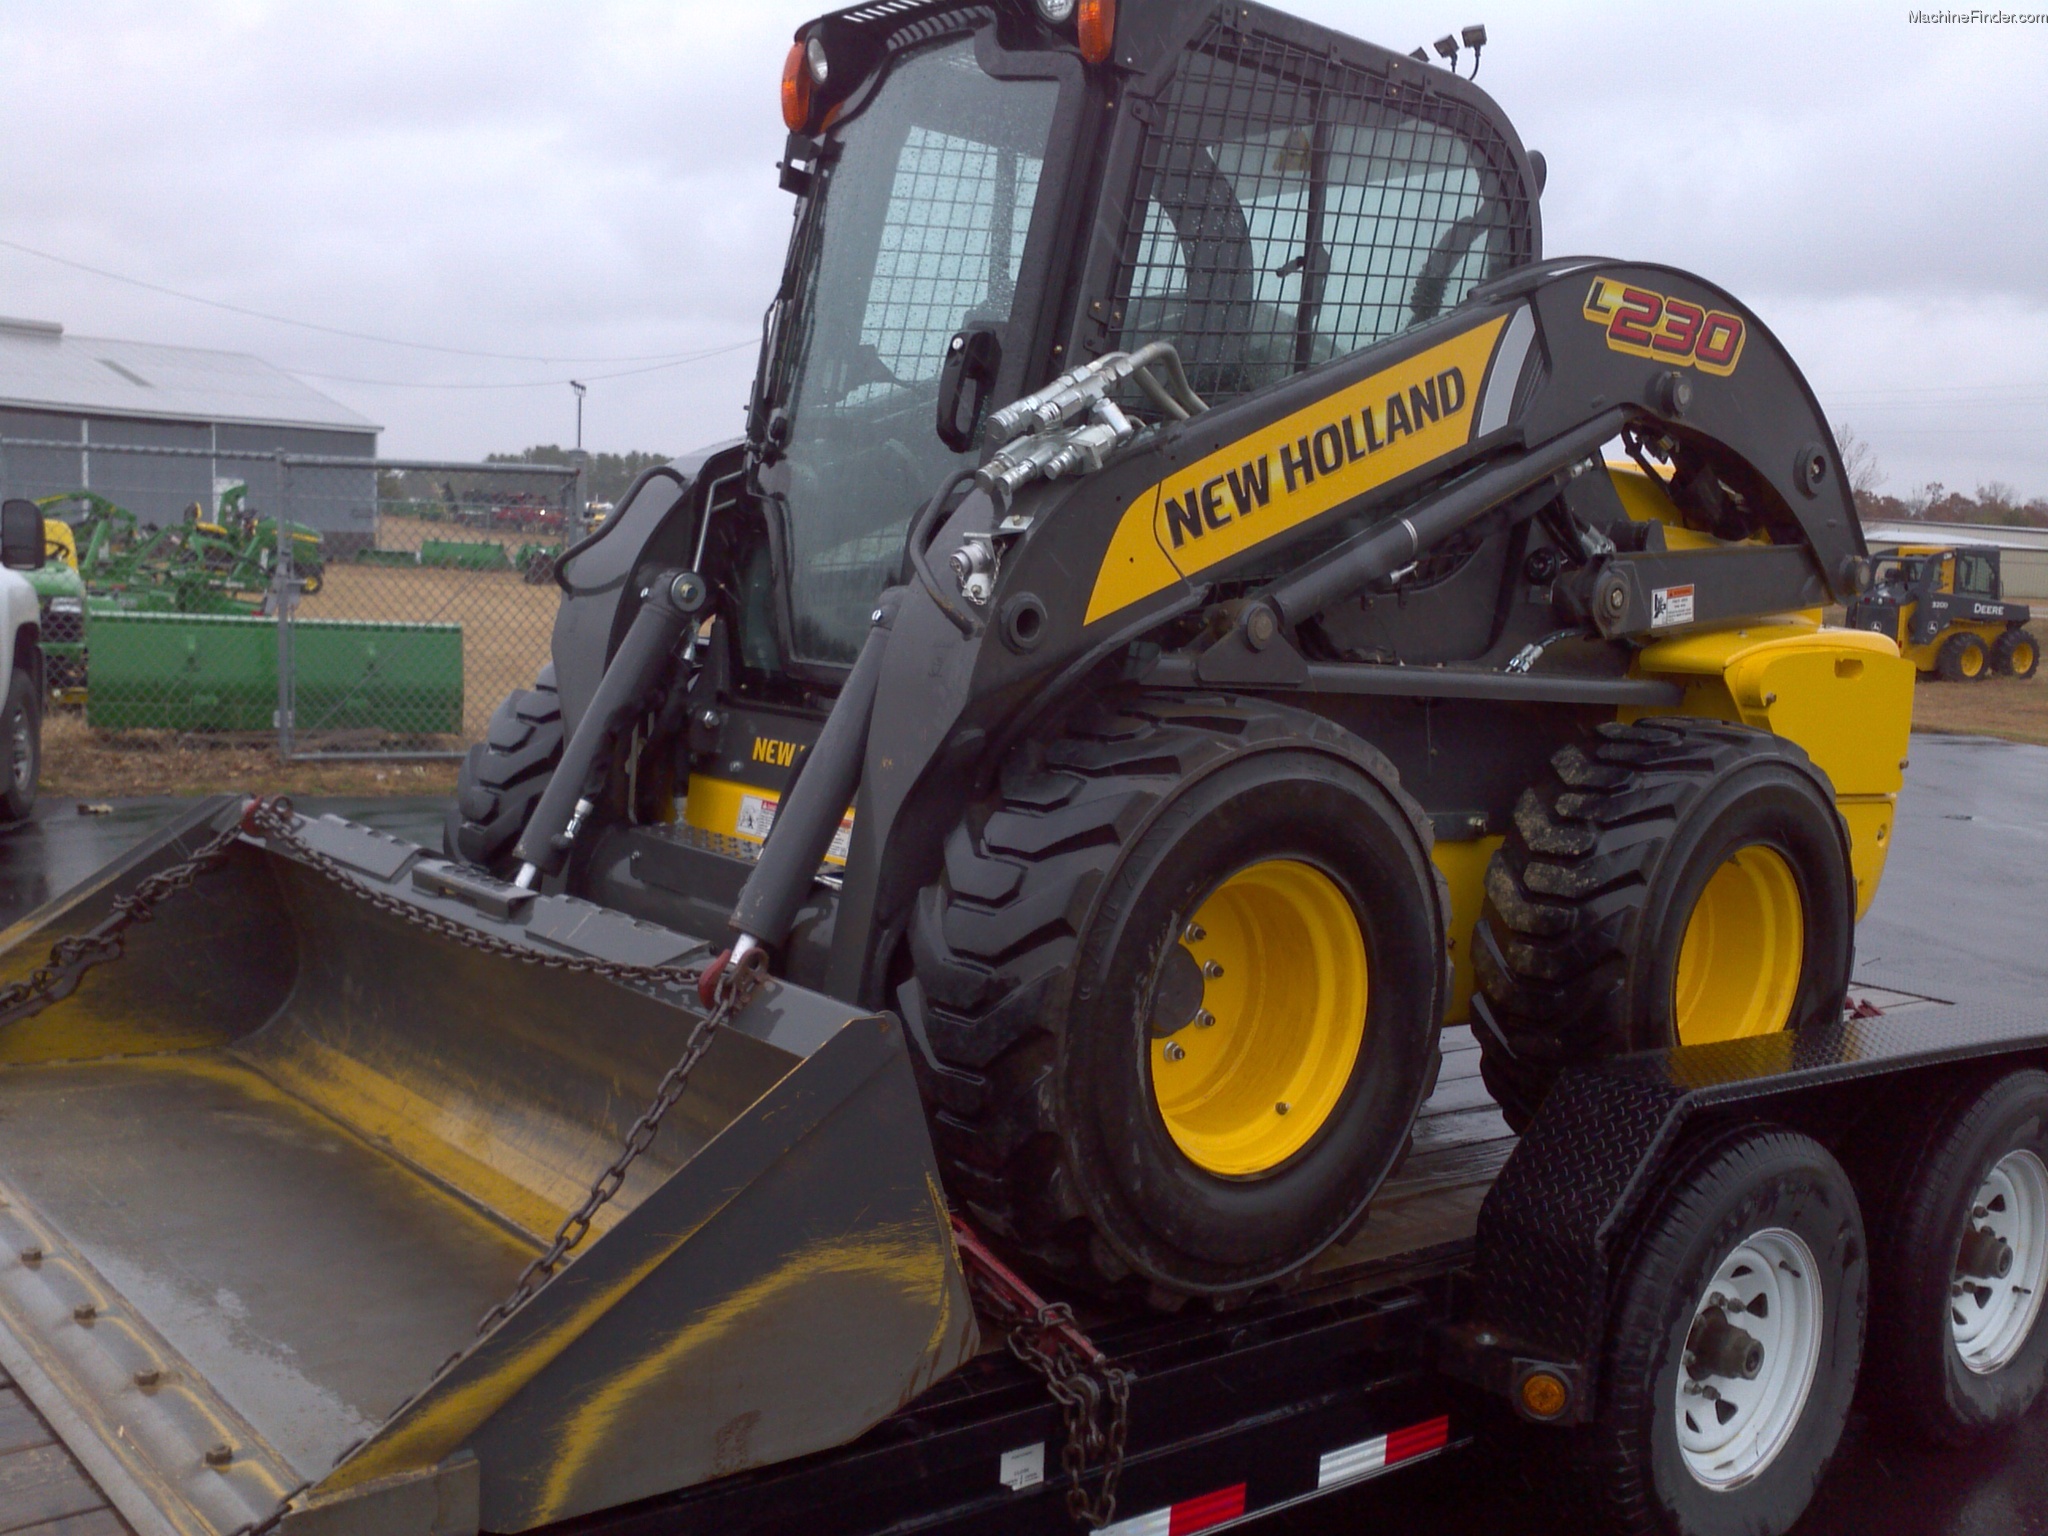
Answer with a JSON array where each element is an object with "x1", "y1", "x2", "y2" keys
[{"x1": 0, "y1": 736, "x2": 2043, "y2": 1535}]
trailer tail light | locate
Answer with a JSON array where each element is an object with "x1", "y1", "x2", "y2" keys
[{"x1": 1078, "y1": 0, "x2": 1116, "y2": 63}]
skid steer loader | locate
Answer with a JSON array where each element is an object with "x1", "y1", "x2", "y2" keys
[
  {"x1": 1847, "y1": 542, "x2": 2037, "y2": 680},
  {"x1": 0, "y1": 4, "x2": 1916, "y2": 1533}
]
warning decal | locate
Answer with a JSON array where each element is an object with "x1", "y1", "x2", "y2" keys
[{"x1": 1650, "y1": 584, "x2": 1696, "y2": 629}]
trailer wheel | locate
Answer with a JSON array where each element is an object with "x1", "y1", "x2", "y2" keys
[
  {"x1": 909, "y1": 696, "x2": 1446, "y2": 1301},
  {"x1": 1473, "y1": 719, "x2": 1853, "y2": 1129},
  {"x1": 1936, "y1": 632, "x2": 1988, "y2": 682},
  {"x1": 1870, "y1": 1069, "x2": 2048, "y2": 1444},
  {"x1": 1579, "y1": 1127, "x2": 1865, "y2": 1536},
  {"x1": 445, "y1": 665, "x2": 563, "y2": 873},
  {"x1": 1991, "y1": 628, "x2": 2039, "y2": 679}
]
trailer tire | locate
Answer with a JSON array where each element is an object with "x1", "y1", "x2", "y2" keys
[
  {"x1": 1869, "y1": 1068, "x2": 2048, "y2": 1444},
  {"x1": 1991, "y1": 628, "x2": 2038, "y2": 679},
  {"x1": 1577, "y1": 1126, "x2": 1865, "y2": 1536},
  {"x1": 1936, "y1": 632, "x2": 1988, "y2": 682},
  {"x1": 1473, "y1": 719, "x2": 1854, "y2": 1130},
  {"x1": 907, "y1": 696, "x2": 1446, "y2": 1302},
  {"x1": 445, "y1": 665, "x2": 563, "y2": 873}
]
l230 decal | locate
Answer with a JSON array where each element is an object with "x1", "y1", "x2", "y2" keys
[
  {"x1": 1582, "y1": 276, "x2": 1746, "y2": 376},
  {"x1": 1085, "y1": 315, "x2": 1508, "y2": 625}
]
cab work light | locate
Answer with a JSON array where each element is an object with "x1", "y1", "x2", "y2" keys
[
  {"x1": 1077, "y1": 0, "x2": 1115, "y2": 63},
  {"x1": 781, "y1": 36, "x2": 828, "y2": 131}
]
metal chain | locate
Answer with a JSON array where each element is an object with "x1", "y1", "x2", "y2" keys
[
  {"x1": 0, "y1": 814, "x2": 251, "y2": 1029},
  {"x1": 952, "y1": 1221, "x2": 1132, "y2": 1529}
]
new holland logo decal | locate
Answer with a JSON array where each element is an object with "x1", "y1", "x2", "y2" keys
[
  {"x1": 1582, "y1": 276, "x2": 1746, "y2": 376},
  {"x1": 1085, "y1": 315, "x2": 1508, "y2": 625}
]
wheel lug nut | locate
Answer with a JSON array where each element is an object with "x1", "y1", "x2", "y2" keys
[
  {"x1": 1184, "y1": 923, "x2": 1206, "y2": 943},
  {"x1": 1195, "y1": 1010, "x2": 1215, "y2": 1029},
  {"x1": 1202, "y1": 960, "x2": 1224, "y2": 979},
  {"x1": 1163, "y1": 1041, "x2": 1186, "y2": 1062},
  {"x1": 1275, "y1": 1101, "x2": 1290, "y2": 1115}
]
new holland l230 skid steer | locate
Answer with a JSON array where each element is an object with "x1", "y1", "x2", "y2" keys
[{"x1": 0, "y1": 4, "x2": 1916, "y2": 1534}]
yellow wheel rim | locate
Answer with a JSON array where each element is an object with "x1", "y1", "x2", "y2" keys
[
  {"x1": 2015, "y1": 641, "x2": 2037, "y2": 674},
  {"x1": 1151, "y1": 859, "x2": 1368, "y2": 1177},
  {"x1": 1962, "y1": 643, "x2": 1985, "y2": 678},
  {"x1": 1672, "y1": 846, "x2": 1804, "y2": 1046}
]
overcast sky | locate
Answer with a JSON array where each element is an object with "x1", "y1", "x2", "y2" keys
[{"x1": 5, "y1": 2, "x2": 2046, "y2": 498}]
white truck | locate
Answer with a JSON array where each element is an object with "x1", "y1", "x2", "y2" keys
[{"x1": 0, "y1": 498, "x2": 49, "y2": 821}]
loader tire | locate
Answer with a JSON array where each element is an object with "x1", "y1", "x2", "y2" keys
[
  {"x1": 1936, "y1": 632, "x2": 1988, "y2": 682},
  {"x1": 445, "y1": 665, "x2": 563, "y2": 873},
  {"x1": 1992, "y1": 628, "x2": 2038, "y2": 679},
  {"x1": 907, "y1": 696, "x2": 1447, "y2": 1303},
  {"x1": 1473, "y1": 719, "x2": 1854, "y2": 1131}
]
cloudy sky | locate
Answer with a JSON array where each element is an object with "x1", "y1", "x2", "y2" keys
[{"x1": 5, "y1": 2, "x2": 2045, "y2": 498}]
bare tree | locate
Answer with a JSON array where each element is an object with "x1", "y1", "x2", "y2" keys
[{"x1": 1831, "y1": 422, "x2": 1885, "y2": 498}]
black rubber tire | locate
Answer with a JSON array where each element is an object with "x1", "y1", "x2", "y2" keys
[
  {"x1": 0, "y1": 669, "x2": 38, "y2": 824},
  {"x1": 1473, "y1": 719, "x2": 1854, "y2": 1130},
  {"x1": 907, "y1": 695, "x2": 1447, "y2": 1302},
  {"x1": 1936, "y1": 632, "x2": 1989, "y2": 682},
  {"x1": 1991, "y1": 628, "x2": 2039, "y2": 680},
  {"x1": 445, "y1": 664, "x2": 563, "y2": 873},
  {"x1": 1570, "y1": 1126, "x2": 1865, "y2": 1536},
  {"x1": 1869, "y1": 1068, "x2": 2048, "y2": 1445}
]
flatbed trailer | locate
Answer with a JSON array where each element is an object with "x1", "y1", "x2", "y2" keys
[
  {"x1": 550, "y1": 984, "x2": 2029, "y2": 1536},
  {"x1": 2, "y1": 804, "x2": 2046, "y2": 1536}
]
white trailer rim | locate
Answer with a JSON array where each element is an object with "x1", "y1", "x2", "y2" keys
[
  {"x1": 1676, "y1": 1226, "x2": 1824, "y2": 1489},
  {"x1": 1952, "y1": 1148, "x2": 2048, "y2": 1375}
]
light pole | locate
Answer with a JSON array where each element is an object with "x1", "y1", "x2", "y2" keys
[{"x1": 570, "y1": 380, "x2": 586, "y2": 451}]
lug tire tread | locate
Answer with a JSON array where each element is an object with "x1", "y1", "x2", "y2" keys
[{"x1": 907, "y1": 693, "x2": 1440, "y2": 1296}]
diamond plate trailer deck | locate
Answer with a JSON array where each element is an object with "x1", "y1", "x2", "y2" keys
[{"x1": 0, "y1": 805, "x2": 2041, "y2": 1536}]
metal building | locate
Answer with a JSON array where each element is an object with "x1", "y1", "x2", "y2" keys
[{"x1": 0, "y1": 315, "x2": 379, "y2": 539}]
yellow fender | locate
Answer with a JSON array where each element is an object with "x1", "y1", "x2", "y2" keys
[{"x1": 1626, "y1": 619, "x2": 1915, "y2": 919}]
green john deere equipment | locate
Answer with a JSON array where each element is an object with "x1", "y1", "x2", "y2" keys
[
  {"x1": 25, "y1": 514, "x2": 87, "y2": 699},
  {"x1": 0, "y1": 5, "x2": 1918, "y2": 1534},
  {"x1": 1847, "y1": 542, "x2": 2037, "y2": 680}
]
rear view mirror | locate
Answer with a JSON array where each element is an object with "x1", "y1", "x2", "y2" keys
[
  {"x1": 0, "y1": 500, "x2": 45, "y2": 571},
  {"x1": 936, "y1": 328, "x2": 1002, "y2": 452}
]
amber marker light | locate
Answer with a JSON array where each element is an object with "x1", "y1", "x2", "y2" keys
[
  {"x1": 1077, "y1": 0, "x2": 1116, "y2": 63},
  {"x1": 1519, "y1": 1370, "x2": 1569, "y2": 1421},
  {"x1": 781, "y1": 38, "x2": 814, "y2": 131}
]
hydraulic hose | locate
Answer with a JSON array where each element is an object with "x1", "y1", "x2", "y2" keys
[
  {"x1": 512, "y1": 570, "x2": 698, "y2": 882},
  {"x1": 728, "y1": 588, "x2": 898, "y2": 952},
  {"x1": 1264, "y1": 409, "x2": 1627, "y2": 627}
]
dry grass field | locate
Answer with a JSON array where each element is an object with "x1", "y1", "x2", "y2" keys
[
  {"x1": 40, "y1": 712, "x2": 461, "y2": 799},
  {"x1": 1908, "y1": 625, "x2": 2048, "y2": 746},
  {"x1": 373, "y1": 514, "x2": 563, "y2": 555}
]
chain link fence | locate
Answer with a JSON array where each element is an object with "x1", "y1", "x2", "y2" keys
[{"x1": 0, "y1": 437, "x2": 579, "y2": 761}]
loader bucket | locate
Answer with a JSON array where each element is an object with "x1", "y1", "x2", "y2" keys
[{"x1": 0, "y1": 799, "x2": 975, "y2": 1536}]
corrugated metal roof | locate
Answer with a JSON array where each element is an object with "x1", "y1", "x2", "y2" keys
[
  {"x1": 0, "y1": 321, "x2": 378, "y2": 433},
  {"x1": 1865, "y1": 520, "x2": 2048, "y2": 552}
]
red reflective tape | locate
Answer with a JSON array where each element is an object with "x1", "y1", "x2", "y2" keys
[
  {"x1": 1384, "y1": 1414, "x2": 1451, "y2": 1465},
  {"x1": 1167, "y1": 1483, "x2": 1247, "y2": 1534}
]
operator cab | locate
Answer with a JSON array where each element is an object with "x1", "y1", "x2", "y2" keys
[{"x1": 741, "y1": 0, "x2": 1540, "y2": 673}]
